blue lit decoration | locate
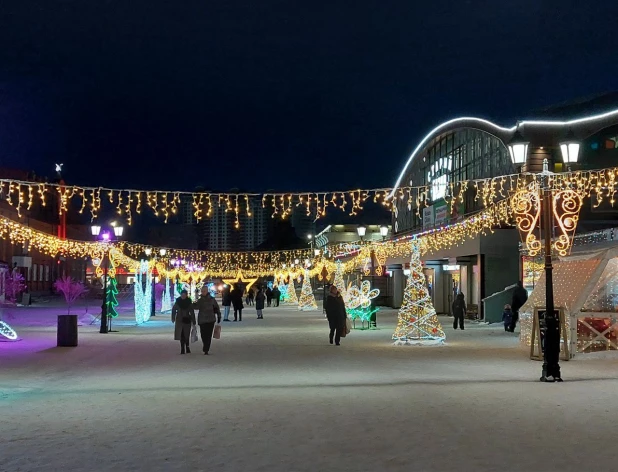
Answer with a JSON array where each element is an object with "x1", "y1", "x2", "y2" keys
[
  {"x1": 160, "y1": 277, "x2": 172, "y2": 313},
  {"x1": 134, "y1": 260, "x2": 153, "y2": 325},
  {"x1": 267, "y1": 281, "x2": 274, "y2": 290},
  {"x1": 278, "y1": 284, "x2": 289, "y2": 301},
  {"x1": 0, "y1": 320, "x2": 18, "y2": 341},
  {"x1": 207, "y1": 282, "x2": 217, "y2": 297}
]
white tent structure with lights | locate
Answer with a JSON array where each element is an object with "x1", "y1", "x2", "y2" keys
[{"x1": 520, "y1": 245, "x2": 618, "y2": 357}]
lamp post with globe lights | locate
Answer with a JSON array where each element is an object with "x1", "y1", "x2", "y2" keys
[{"x1": 91, "y1": 222, "x2": 124, "y2": 334}]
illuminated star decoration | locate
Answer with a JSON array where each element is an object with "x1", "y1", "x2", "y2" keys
[
  {"x1": 223, "y1": 270, "x2": 258, "y2": 292},
  {"x1": 0, "y1": 320, "x2": 18, "y2": 341}
]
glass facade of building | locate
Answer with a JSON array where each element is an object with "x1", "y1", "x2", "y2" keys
[{"x1": 394, "y1": 128, "x2": 514, "y2": 234}]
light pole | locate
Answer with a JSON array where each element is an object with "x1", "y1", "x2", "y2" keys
[
  {"x1": 507, "y1": 130, "x2": 580, "y2": 382},
  {"x1": 91, "y1": 222, "x2": 124, "y2": 334}
]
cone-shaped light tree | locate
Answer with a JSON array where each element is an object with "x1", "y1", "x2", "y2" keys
[
  {"x1": 298, "y1": 269, "x2": 318, "y2": 311},
  {"x1": 393, "y1": 239, "x2": 446, "y2": 345},
  {"x1": 284, "y1": 277, "x2": 299, "y2": 305},
  {"x1": 161, "y1": 277, "x2": 172, "y2": 313},
  {"x1": 333, "y1": 261, "x2": 346, "y2": 297}
]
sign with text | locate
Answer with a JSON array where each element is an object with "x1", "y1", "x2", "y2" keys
[{"x1": 422, "y1": 206, "x2": 434, "y2": 229}]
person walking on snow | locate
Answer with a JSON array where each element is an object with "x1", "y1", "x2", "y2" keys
[
  {"x1": 324, "y1": 285, "x2": 347, "y2": 345},
  {"x1": 509, "y1": 281, "x2": 528, "y2": 332},
  {"x1": 221, "y1": 285, "x2": 232, "y2": 322},
  {"x1": 502, "y1": 304, "x2": 513, "y2": 332},
  {"x1": 273, "y1": 286, "x2": 281, "y2": 307},
  {"x1": 193, "y1": 286, "x2": 221, "y2": 355},
  {"x1": 255, "y1": 287, "x2": 265, "y2": 319},
  {"x1": 231, "y1": 284, "x2": 244, "y2": 321},
  {"x1": 265, "y1": 286, "x2": 273, "y2": 307},
  {"x1": 452, "y1": 292, "x2": 466, "y2": 330},
  {"x1": 172, "y1": 289, "x2": 196, "y2": 354}
]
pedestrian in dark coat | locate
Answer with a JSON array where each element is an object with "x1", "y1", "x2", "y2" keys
[
  {"x1": 324, "y1": 285, "x2": 347, "y2": 345},
  {"x1": 231, "y1": 284, "x2": 244, "y2": 321},
  {"x1": 222, "y1": 286, "x2": 232, "y2": 322},
  {"x1": 452, "y1": 292, "x2": 466, "y2": 330},
  {"x1": 510, "y1": 281, "x2": 528, "y2": 332},
  {"x1": 172, "y1": 290, "x2": 196, "y2": 354},
  {"x1": 273, "y1": 286, "x2": 281, "y2": 307},
  {"x1": 255, "y1": 288, "x2": 265, "y2": 319},
  {"x1": 193, "y1": 286, "x2": 221, "y2": 355},
  {"x1": 265, "y1": 287, "x2": 273, "y2": 307}
]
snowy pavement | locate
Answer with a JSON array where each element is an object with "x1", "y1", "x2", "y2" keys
[{"x1": 3, "y1": 303, "x2": 618, "y2": 471}]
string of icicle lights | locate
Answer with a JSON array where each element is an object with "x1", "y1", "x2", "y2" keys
[
  {"x1": 0, "y1": 194, "x2": 515, "y2": 279},
  {"x1": 0, "y1": 170, "x2": 533, "y2": 226}
]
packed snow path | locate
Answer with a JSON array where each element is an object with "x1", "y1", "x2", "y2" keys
[{"x1": 2, "y1": 303, "x2": 618, "y2": 471}]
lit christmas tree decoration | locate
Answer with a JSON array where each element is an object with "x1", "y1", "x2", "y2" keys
[
  {"x1": 393, "y1": 239, "x2": 446, "y2": 345},
  {"x1": 283, "y1": 279, "x2": 299, "y2": 305},
  {"x1": 298, "y1": 269, "x2": 318, "y2": 311},
  {"x1": 105, "y1": 259, "x2": 120, "y2": 319},
  {"x1": 333, "y1": 261, "x2": 347, "y2": 298}
]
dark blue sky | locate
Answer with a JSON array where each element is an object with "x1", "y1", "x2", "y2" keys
[{"x1": 1, "y1": 1, "x2": 617, "y2": 192}]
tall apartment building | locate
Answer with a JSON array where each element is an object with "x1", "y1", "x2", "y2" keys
[{"x1": 179, "y1": 194, "x2": 269, "y2": 251}]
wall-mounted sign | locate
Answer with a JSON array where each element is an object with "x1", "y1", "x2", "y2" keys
[
  {"x1": 428, "y1": 156, "x2": 452, "y2": 201},
  {"x1": 422, "y1": 206, "x2": 434, "y2": 229},
  {"x1": 443, "y1": 264, "x2": 460, "y2": 271},
  {"x1": 434, "y1": 200, "x2": 449, "y2": 226}
]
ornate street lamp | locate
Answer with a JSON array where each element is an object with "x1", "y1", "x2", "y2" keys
[
  {"x1": 356, "y1": 225, "x2": 367, "y2": 241},
  {"x1": 507, "y1": 129, "x2": 529, "y2": 166},
  {"x1": 91, "y1": 222, "x2": 124, "y2": 334},
  {"x1": 560, "y1": 130, "x2": 581, "y2": 166},
  {"x1": 380, "y1": 225, "x2": 388, "y2": 241}
]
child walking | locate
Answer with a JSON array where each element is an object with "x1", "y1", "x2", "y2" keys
[{"x1": 502, "y1": 304, "x2": 513, "y2": 332}]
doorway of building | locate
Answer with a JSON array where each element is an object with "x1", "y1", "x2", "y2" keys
[
  {"x1": 423, "y1": 268, "x2": 435, "y2": 307},
  {"x1": 444, "y1": 271, "x2": 461, "y2": 315}
]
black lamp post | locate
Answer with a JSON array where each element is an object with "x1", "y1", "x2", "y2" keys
[
  {"x1": 91, "y1": 222, "x2": 124, "y2": 334},
  {"x1": 507, "y1": 130, "x2": 580, "y2": 382}
]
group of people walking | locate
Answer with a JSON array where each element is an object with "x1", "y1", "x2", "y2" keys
[
  {"x1": 172, "y1": 287, "x2": 221, "y2": 355},
  {"x1": 172, "y1": 282, "x2": 283, "y2": 354},
  {"x1": 172, "y1": 281, "x2": 349, "y2": 353}
]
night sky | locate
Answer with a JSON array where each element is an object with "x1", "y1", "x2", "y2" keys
[{"x1": 1, "y1": 1, "x2": 617, "y2": 193}]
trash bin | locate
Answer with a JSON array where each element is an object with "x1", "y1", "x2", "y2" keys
[{"x1": 57, "y1": 314, "x2": 78, "y2": 347}]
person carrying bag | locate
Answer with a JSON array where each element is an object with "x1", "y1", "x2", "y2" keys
[{"x1": 193, "y1": 286, "x2": 221, "y2": 355}]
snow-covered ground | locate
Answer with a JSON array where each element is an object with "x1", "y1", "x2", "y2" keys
[{"x1": 3, "y1": 301, "x2": 618, "y2": 471}]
